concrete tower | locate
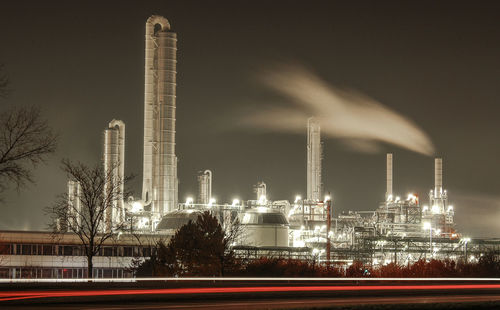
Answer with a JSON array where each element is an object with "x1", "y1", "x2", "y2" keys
[
  {"x1": 103, "y1": 119, "x2": 125, "y2": 230},
  {"x1": 142, "y1": 15, "x2": 178, "y2": 216},
  {"x1": 307, "y1": 117, "x2": 322, "y2": 201}
]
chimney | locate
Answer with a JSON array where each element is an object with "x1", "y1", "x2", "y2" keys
[
  {"x1": 434, "y1": 157, "x2": 443, "y2": 197},
  {"x1": 386, "y1": 153, "x2": 393, "y2": 199}
]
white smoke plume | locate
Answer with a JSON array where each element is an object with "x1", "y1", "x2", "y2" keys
[{"x1": 243, "y1": 64, "x2": 435, "y2": 156}]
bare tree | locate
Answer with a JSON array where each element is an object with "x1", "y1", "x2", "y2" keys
[
  {"x1": 0, "y1": 106, "x2": 57, "y2": 192},
  {"x1": 46, "y1": 159, "x2": 132, "y2": 278},
  {"x1": 0, "y1": 65, "x2": 57, "y2": 194}
]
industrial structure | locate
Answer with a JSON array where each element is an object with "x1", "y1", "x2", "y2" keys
[
  {"x1": 1, "y1": 14, "x2": 499, "y2": 280},
  {"x1": 141, "y1": 15, "x2": 178, "y2": 218},
  {"x1": 97, "y1": 14, "x2": 497, "y2": 266},
  {"x1": 64, "y1": 14, "x2": 500, "y2": 270},
  {"x1": 307, "y1": 117, "x2": 322, "y2": 201},
  {"x1": 103, "y1": 119, "x2": 126, "y2": 231},
  {"x1": 197, "y1": 170, "x2": 212, "y2": 205}
]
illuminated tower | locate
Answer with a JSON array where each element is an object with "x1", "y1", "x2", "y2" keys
[
  {"x1": 103, "y1": 119, "x2": 125, "y2": 230},
  {"x1": 307, "y1": 117, "x2": 322, "y2": 201},
  {"x1": 197, "y1": 170, "x2": 212, "y2": 205},
  {"x1": 142, "y1": 15, "x2": 178, "y2": 216}
]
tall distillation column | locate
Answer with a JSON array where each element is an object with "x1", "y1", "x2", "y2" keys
[
  {"x1": 67, "y1": 180, "x2": 81, "y2": 231},
  {"x1": 307, "y1": 117, "x2": 322, "y2": 201},
  {"x1": 103, "y1": 120, "x2": 125, "y2": 230},
  {"x1": 197, "y1": 170, "x2": 212, "y2": 205},
  {"x1": 142, "y1": 15, "x2": 178, "y2": 216}
]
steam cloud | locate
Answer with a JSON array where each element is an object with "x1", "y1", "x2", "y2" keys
[{"x1": 243, "y1": 65, "x2": 435, "y2": 156}]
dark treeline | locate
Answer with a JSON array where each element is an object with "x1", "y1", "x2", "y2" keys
[
  {"x1": 133, "y1": 212, "x2": 500, "y2": 278},
  {"x1": 135, "y1": 255, "x2": 500, "y2": 278}
]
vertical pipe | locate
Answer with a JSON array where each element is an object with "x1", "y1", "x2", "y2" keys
[
  {"x1": 386, "y1": 153, "x2": 393, "y2": 200},
  {"x1": 326, "y1": 195, "x2": 331, "y2": 268}
]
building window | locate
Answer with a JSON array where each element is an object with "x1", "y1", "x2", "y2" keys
[
  {"x1": 103, "y1": 247, "x2": 113, "y2": 257},
  {"x1": 123, "y1": 247, "x2": 133, "y2": 257},
  {"x1": 22, "y1": 244, "x2": 31, "y2": 255},
  {"x1": 42, "y1": 245, "x2": 53, "y2": 255},
  {"x1": 63, "y1": 246, "x2": 73, "y2": 256},
  {"x1": 0, "y1": 244, "x2": 10, "y2": 255}
]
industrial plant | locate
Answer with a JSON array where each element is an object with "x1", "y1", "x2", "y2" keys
[{"x1": 0, "y1": 14, "x2": 498, "y2": 279}]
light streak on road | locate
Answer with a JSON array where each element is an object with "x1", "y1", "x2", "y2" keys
[
  {"x1": 1, "y1": 277, "x2": 500, "y2": 283},
  {"x1": 1, "y1": 284, "x2": 500, "y2": 302}
]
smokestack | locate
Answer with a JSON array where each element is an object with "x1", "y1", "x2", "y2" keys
[
  {"x1": 435, "y1": 157, "x2": 443, "y2": 197},
  {"x1": 307, "y1": 117, "x2": 322, "y2": 201},
  {"x1": 142, "y1": 16, "x2": 178, "y2": 215},
  {"x1": 386, "y1": 153, "x2": 393, "y2": 199},
  {"x1": 197, "y1": 170, "x2": 212, "y2": 205}
]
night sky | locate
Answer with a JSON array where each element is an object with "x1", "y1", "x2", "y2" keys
[{"x1": 1, "y1": 1, "x2": 499, "y2": 237}]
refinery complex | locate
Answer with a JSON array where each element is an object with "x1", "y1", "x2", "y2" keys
[
  {"x1": 0, "y1": 15, "x2": 498, "y2": 279},
  {"x1": 92, "y1": 15, "x2": 498, "y2": 264}
]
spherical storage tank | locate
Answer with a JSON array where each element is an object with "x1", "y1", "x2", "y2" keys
[
  {"x1": 156, "y1": 210, "x2": 202, "y2": 235},
  {"x1": 238, "y1": 209, "x2": 289, "y2": 247}
]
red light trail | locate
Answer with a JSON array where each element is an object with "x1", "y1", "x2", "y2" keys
[{"x1": 1, "y1": 284, "x2": 499, "y2": 302}]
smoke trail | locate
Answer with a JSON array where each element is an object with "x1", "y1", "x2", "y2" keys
[{"x1": 243, "y1": 64, "x2": 435, "y2": 155}]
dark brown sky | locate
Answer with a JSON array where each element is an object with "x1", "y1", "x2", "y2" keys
[{"x1": 0, "y1": 0, "x2": 499, "y2": 237}]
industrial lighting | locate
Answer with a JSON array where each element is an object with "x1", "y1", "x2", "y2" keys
[
  {"x1": 256, "y1": 206, "x2": 268, "y2": 213},
  {"x1": 423, "y1": 222, "x2": 431, "y2": 230},
  {"x1": 407, "y1": 193, "x2": 416, "y2": 201},
  {"x1": 185, "y1": 197, "x2": 193, "y2": 205},
  {"x1": 131, "y1": 201, "x2": 143, "y2": 213},
  {"x1": 258, "y1": 195, "x2": 267, "y2": 205},
  {"x1": 295, "y1": 195, "x2": 301, "y2": 203},
  {"x1": 324, "y1": 195, "x2": 331, "y2": 202},
  {"x1": 232, "y1": 199, "x2": 240, "y2": 206},
  {"x1": 208, "y1": 198, "x2": 216, "y2": 207},
  {"x1": 447, "y1": 205, "x2": 454, "y2": 212},
  {"x1": 431, "y1": 205, "x2": 440, "y2": 214}
]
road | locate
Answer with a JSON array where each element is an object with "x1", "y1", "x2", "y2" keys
[{"x1": 1, "y1": 281, "x2": 499, "y2": 309}]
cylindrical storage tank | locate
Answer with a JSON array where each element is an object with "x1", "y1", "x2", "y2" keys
[{"x1": 238, "y1": 209, "x2": 289, "y2": 247}]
